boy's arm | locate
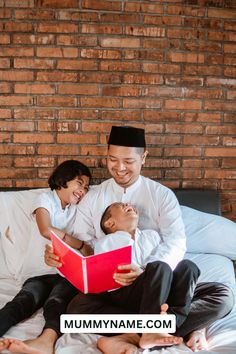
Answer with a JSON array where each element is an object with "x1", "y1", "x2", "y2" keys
[{"x1": 35, "y1": 207, "x2": 93, "y2": 256}]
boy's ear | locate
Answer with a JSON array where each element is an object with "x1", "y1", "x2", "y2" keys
[{"x1": 104, "y1": 217, "x2": 116, "y2": 232}]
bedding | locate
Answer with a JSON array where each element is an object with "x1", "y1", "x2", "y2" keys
[{"x1": 0, "y1": 188, "x2": 235, "y2": 354}]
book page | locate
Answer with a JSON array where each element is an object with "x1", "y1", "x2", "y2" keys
[
  {"x1": 50, "y1": 230, "x2": 132, "y2": 294},
  {"x1": 50, "y1": 231, "x2": 85, "y2": 293},
  {"x1": 86, "y1": 246, "x2": 132, "y2": 293}
]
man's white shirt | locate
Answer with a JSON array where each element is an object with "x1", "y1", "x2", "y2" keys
[{"x1": 73, "y1": 176, "x2": 186, "y2": 270}]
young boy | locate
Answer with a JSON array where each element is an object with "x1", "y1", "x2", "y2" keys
[
  {"x1": 0, "y1": 160, "x2": 92, "y2": 354},
  {"x1": 68, "y1": 201, "x2": 201, "y2": 351}
]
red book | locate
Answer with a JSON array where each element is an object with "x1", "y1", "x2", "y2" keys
[{"x1": 50, "y1": 230, "x2": 132, "y2": 294}]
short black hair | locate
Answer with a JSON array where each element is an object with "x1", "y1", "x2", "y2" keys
[
  {"x1": 100, "y1": 204, "x2": 112, "y2": 234},
  {"x1": 48, "y1": 160, "x2": 91, "y2": 190}
]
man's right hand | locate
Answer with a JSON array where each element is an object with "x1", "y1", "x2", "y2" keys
[{"x1": 44, "y1": 244, "x2": 62, "y2": 268}]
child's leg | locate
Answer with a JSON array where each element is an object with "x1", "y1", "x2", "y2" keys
[
  {"x1": 4, "y1": 277, "x2": 77, "y2": 354},
  {"x1": 42, "y1": 277, "x2": 78, "y2": 335},
  {"x1": 0, "y1": 275, "x2": 51, "y2": 336},
  {"x1": 167, "y1": 259, "x2": 200, "y2": 327}
]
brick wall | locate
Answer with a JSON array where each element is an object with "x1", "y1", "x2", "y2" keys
[{"x1": 0, "y1": 0, "x2": 235, "y2": 220}]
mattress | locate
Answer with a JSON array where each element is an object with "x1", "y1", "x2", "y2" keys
[{"x1": 1, "y1": 253, "x2": 235, "y2": 354}]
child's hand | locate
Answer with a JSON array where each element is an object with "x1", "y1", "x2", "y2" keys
[
  {"x1": 44, "y1": 244, "x2": 62, "y2": 268},
  {"x1": 113, "y1": 264, "x2": 143, "y2": 286}
]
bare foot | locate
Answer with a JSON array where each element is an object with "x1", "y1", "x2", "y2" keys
[
  {"x1": 139, "y1": 333, "x2": 183, "y2": 349},
  {"x1": 186, "y1": 328, "x2": 208, "y2": 352},
  {"x1": 97, "y1": 333, "x2": 140, "y2": 354},
  {"x1": 8, "y1": 329, "x2": 58, "y2": 354},
  {"x1": 0, "y1": 338, "x2": 11, "y2": 352},
  {"x1": 139, "y1": 303, "x2": 183, "y2": 349}
]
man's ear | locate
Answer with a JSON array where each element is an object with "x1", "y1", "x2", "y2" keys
[
  {"x1": 142, "y1": 150, "x2": 148, "y2": 165},
  {"x1": 104, "y1": 217, "x2": 116, "y2": 233}
]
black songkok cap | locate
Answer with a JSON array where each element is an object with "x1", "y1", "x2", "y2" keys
[{"x1": 108, "y1": 126, "x2": 146, "y2": 148}]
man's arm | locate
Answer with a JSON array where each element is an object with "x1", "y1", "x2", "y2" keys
[{"x1": 147, "y1": 188, "x2": 186, "y2": 270}]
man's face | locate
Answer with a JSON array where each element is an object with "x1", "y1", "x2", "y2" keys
[{"x1": 107, "y1": 145, "x2": 147, "y2": 188}]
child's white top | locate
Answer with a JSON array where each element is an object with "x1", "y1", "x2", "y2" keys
[
  {"x1": 31, "y1": 189, "x2": 77, "y2": 234},
  {"x1": 94, "y1": 228, "x2": 161, "y2": 269},
  {"x1": 22, "y1": 189, "x2": 78, "y2": 279}
]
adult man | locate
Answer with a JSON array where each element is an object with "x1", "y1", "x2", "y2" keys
[
  {"x1": 45, "y1": 126, "x2": 233, "y2": 353},
  {"x1": 74, "y1": 125, "x2": 186, "y2": 271}
]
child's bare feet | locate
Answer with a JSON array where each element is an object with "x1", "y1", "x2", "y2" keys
[
  {"x1": 0, "y1": 338, "x2": 11, "y2": 352},
  {"x1": 186, "y1": 328, "x2": 208, "y2": 352},
  {"x1": 8, "y1": 339, "x2": 45, "y2": 354},
  {"x1": 97, "y1": 333, "x2": 139, "y2": 354},
  {"x1": 8, "y1": 329, "x2": 58, "y2": 354}
]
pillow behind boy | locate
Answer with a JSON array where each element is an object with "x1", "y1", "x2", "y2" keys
[{"x1": 181, "y1": 206, "x2": 236, "y2": 260}]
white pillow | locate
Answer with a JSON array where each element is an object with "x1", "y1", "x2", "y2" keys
[
  {"x1": 0, "y1": 189, "x2": 47, "y2": 277},
  {"x1": 181, "y1": 206, "x2": 236, "y2": 260}
]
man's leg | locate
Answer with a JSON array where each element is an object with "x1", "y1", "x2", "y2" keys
[
  {"x1": 176, "y1": 282, "x2": 234, "y2": 338},
  {"x1": 67, "y1": 261, "x2": 174, "y2": 316},
  {"x1": 0, "y1": 275, "x2": 51, "y2": 337}
]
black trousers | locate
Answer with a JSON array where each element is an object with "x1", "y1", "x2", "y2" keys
[
  {"x1": 0, "y1": 274, "x2": 77, "y2": 336},
  {"x1": 67, "y1": 259, "x2": 233, "y2": 338}
]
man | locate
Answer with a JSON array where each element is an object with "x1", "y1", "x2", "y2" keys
[
  {"x1": 45, "y1": 126, "x2": 233, "y2": 353},
  {"x1": 74, "y1": 125, "x2": 186, "y2": 271}
]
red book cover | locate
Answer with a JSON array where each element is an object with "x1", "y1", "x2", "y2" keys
[{"x1": 50, "y1": 230, "x2": 132, "y2": 294}]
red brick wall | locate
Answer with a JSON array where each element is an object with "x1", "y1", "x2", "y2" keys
[{"x1": 0, "y1": 0, "x2": 236, "y2": 220}]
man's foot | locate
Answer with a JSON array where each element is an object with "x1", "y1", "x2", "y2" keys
[
  {"x1": 186, "y1": 328, "x2": 208, "y2": 352},
  {"x1": 0, "y1": 338, "x2": 11, "y2": 352},
  {"x1": 139, "y1": 333, "x2": 183, "y2": 349},
  {"x1": 97, "y1": 333, "x2": 140, "y2": 354}
]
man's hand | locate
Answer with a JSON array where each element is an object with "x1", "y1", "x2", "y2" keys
[
  {"x1": 44, "y1": 244, "x2": 62, "y2": 268},
  {"x1": 113, "y1": 264, "x2": 143, "y2": 286}
]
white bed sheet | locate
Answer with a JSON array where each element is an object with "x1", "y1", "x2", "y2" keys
[{"x1": 1, "y1": 253, "x2": 235, "y2": 354}]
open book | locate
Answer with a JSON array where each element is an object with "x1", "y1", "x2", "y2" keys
[{"x1": 50, "y1": 230, "x2": 132, "y2": 294}]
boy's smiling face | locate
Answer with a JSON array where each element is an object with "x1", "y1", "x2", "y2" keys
[{"x1": 104, "y1": 202, "x2": 139, "y2": 235}]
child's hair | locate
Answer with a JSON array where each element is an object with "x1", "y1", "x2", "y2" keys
[
  {"x1": 100, "y1": 204, "x2": 112, "y2": 235},
  {"x1": 48, "y1": 160, "x2": 91, "y2": 190}
]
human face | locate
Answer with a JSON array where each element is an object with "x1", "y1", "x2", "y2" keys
[
  {"x1": 107, "y1": 145, "x2": 147, "y2": 188},
  {"x1": 108, "y1": 202, "x2": 139, "y2": 233},
  {"x1": 59, "y1": 175, "x2": 90, "y2": 208}
]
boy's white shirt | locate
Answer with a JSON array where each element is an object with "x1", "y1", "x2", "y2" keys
[{"x1": 94, "y1": 228, "x2": 161, "y2": 269}]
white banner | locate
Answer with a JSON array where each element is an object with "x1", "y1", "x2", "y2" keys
[{"x1": 61, "y1": 314, "x2": 176, "y2": 333}]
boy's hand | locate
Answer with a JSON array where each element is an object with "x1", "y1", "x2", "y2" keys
[
  {"x1": 113, "y1": 264, "x2": 143, "y2": 286},
  {"x1": 44, "y1": 244, "x2": 62, "y2": 268}
]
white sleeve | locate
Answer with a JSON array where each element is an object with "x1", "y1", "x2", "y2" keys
[
  {"x1": 31, "y1": 192, "x2": 51, "y2": 215},
  {"x1": 147, "y1": 189, "x2": 186, "y2": 270}
]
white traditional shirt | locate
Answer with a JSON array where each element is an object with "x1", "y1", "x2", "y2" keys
[
  {"x1": 94, "y1": 229, "x2": 161, "y2": 269},
  {"x1": 74, "y1": 176, "x2": 186, "y2": 270}
]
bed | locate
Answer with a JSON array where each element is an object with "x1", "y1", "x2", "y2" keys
[{"x1": 0, "y1": 188, "x2": 236, "y2": 354}]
